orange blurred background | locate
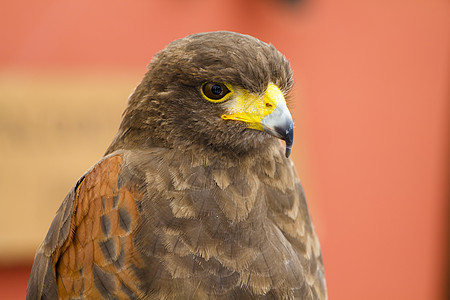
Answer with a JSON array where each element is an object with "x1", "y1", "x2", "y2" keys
[{"x1": 1, "y1": 0, "x2": 449, "y2": 299}]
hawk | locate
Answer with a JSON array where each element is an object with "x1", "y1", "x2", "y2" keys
[{"x1": 27, "y1": 31, "x2": 327, "y2": 299}]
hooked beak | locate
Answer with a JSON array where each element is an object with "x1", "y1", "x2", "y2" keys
[
  {"x1": 221, "y1": 84, "x2": 294, "y2": 158},
  {"x1": 260, "y1": 98, "x2": 294, "y2": 158}
]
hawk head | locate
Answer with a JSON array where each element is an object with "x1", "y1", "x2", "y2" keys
[{"x1": 107, "y1": 31, "x2": 294, "y2": 158}]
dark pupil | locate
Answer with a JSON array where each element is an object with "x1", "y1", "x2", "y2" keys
[{"x1": 211, "y1": 84, "x2": 223, "y2": 95}]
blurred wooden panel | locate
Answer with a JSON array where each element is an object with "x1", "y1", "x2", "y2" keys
[{"x1": 0, "y1": 70, "x2": 140, "y2": 263}]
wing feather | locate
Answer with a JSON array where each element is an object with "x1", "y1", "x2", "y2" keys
[{"x1": 26, "y1": 154, "x2": 144, "y2": 299}]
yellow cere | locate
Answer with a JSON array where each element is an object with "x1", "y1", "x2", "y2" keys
[{"x1": 221, "y1": 83, "x2": 283, "y2": 131}]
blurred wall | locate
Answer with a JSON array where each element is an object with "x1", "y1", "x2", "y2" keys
[{"x1": 0, "y1": 0, "x2": 449, "y2": 299}]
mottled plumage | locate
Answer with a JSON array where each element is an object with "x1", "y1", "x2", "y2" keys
[{"x1": 27, "y1": 31, "x2": 326, "y2": 299}]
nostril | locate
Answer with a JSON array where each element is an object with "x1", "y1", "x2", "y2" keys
[{"x1": 265, "y1": 102, "x2": 273, "y2": 108}]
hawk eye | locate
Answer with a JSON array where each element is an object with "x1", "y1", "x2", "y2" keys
[{"x1": 201, "y1": 82, "x2": 232, "y2": 102}]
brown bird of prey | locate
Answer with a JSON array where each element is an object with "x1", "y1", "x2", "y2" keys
[{"x1": 27, "y1": 31, "x2": 326, "y2": 299}]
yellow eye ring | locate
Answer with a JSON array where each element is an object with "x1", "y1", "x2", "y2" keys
[{"x1": 200, "y1": 82, "x2": 234, "y2": 103}]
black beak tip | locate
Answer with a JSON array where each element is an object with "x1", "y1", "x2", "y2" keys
[
  {"x1": 285, "y1": 146, "x2": 292, "y2": 158},
  {"x1": 284, "y1": 123, "x2": 294, "y2": 158},
  {"x1": 272, "y1": 122, "x2": 294, "y2": 158}
]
